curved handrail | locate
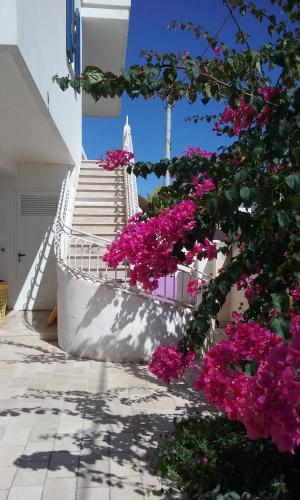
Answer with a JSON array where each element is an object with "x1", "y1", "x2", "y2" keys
[{"x1": 54, "y1": 165, "x2": 210, "y2": 309}]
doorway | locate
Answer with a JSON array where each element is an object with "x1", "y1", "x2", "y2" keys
[{"x1": 14, "y1": 191, "x2": 59, "y2": 310}]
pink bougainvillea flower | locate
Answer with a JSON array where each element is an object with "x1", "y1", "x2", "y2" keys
[
  {"x1": 97, "y1": 149, "x2": 134, "y2": 171},
  {"x1": 186, "y1": 279, "x2": 206, "y2": 297},
  {"x1": 103, "y1": 200, "x2": 197, "y2": 291},
  {"x1": 213, "y1": 88, "x2": 280, "y2": 136},
  {"x1": 180, "y1": 146, "x2": 212, "y2": 159},
  {"x1": 192, "y1": 177, "x2": 216, "y2": 198},
  {"x1": 148, "y1": 343, "x2": 196, "y2": 385},
  {"x1": 291, "y1": 287, "x2": 300, "y2": 303},
  {"x1": 214, "y1": 46, "x2": 221, "y2": 56},
  {"x1": 194, "y1": 320, "x2": 300, "y2": 453},
  {"x1": 258, "y1": 85, "x2": 281, "y2": 101}
]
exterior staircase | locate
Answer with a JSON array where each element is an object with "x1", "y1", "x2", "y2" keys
[
  {"x1": 55, "y1": 120, "x2": 215, "y2": 361},
  {"x1": 69, "y1": 160, "x2": 128, "y2": 280},
  {"x1": 73, "y1": 160, "x2": 127, "y2": 241}
]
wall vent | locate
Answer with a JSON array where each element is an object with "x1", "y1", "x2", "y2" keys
[{"x1": 20, "y1": 195, "x2": 58, "y2": 216}]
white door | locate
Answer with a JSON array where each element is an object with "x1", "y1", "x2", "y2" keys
[{"x1": 14, "y1": 191, "x2": 59, "y2": 310}]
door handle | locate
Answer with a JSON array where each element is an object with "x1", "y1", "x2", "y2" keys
[{"x1": 18, "y1": 252, "x2": 26, "y2": 262}]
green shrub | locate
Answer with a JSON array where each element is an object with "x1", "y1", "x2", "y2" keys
[{"x1": 151, "y1": 417, "x2": 300, "y2": 499}]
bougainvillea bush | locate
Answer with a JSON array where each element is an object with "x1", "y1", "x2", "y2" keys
[{"x1": 55, "y1": 0, "x2": 300, "y2": 456}]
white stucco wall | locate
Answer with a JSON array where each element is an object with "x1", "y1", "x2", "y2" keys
[
  {"x1": 0, "y1": 0, "x2": 17, "y2": 44},
  {"x1": 16, "y1": 0, "x2": 82, "y2": 166},
  {"x1": 57, "y1": 265, "x2": 193, "y2": 362}
]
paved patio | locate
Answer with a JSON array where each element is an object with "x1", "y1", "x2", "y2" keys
[{"x1": 0, "y1": 311, "x2": 213, "y2": 499}]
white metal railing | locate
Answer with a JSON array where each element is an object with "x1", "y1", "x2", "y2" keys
[
  {"x1": 56, "y1": 217, "x2": 210, "y2": 308},
  {"x1": 54, "y1": 168, "x2": 210, "y2": 309}
]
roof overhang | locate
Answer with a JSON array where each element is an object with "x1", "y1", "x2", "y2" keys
[
  {"x1": 81, "y1": 0, "x2": 131, "y2": 117},
  {"x1": 0, "y1": 46, "x2": 73, "y2": 175}
]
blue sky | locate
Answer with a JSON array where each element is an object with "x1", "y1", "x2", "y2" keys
[{"x1": 83, "y1": 0, "x2": 282, "y2": 197}]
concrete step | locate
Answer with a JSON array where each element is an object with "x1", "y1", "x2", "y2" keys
[
  {"x1": 81, "y1": 161, "x2": 123, "y2": 171},
  {"x1": 69, "y1": 233, "x2": 116, "y2": 242},
  {"x1": 72, "y1": 215, "x2": 126, "y2": 225},
  {"x1": 72, "y1": 224, "x2": 122, "y2": 235},
  {"x1": 79, "y1": 176, "x2": 124, "y2": 185},
  {"x1": 76, "y1": 192, "x2": 125, "y2": 200},
  {"x1": 73, "y1": 206, "x2": 126, "y2": 215},
  {"x1": 79, "y1": 168, "x2": 124, "y2": 177},
  {"x1": 77, "y1": 183, "x2": 124, "y2": 192},
  {"x1": 75, "y1": 199, "x2": 125, "y2": 206}
]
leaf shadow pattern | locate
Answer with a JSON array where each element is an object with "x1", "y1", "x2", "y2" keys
[{"x1": 0, "y1": 336, "x2": 218, "y2": 497}]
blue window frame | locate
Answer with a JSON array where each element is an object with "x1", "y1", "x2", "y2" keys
[{"x1": 66, "y1": 0, "x2": 81, "y2": 76}]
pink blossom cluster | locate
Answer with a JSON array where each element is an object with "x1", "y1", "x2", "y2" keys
[
  {"x1": 184, "y1": 238, "x2": 217, "y2": 265},
  {"x1": 193, "y1": 318, "x2": 300, "y2": 453},
  {"x1": 258, "y1": 85, "x2": 281, "y2": 101},
  {"x1": 102, "y1": 200, "x2": 197, "y2": 291},
  {"x1": 186, "y1": 279, "x2": 207, "y2": 297},
  {"x1": 192, "y1": 176, "x2": 216, "y2": 198},
  {"x1": 291, "y1": 285, "x2": 300, "y2": 303},
  {"x1": 217, "y1": 96, "x2": 255, "y2": 135},
  {"x1": 214, "y1": 87, "x2": 280, "y2": 136},
  {"x1": 180, "y1": 146, "x2": 212, "y2": 159},
  {"x1": 97, "y1": 149, "x2": 134, "y2": 171},
  {"x1": 268, "y1": 163, "x2": 283, "y2": 174},
  {"x1": 148, "y1": 343, "x2": 196, "y2": 384},
  {"x1": 236, "y1": 268, "x2": 262, "y2": 302}
]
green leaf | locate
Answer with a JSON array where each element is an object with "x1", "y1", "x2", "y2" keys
[
  {"x1": 85, "y1": 66, "x2": 104, "y2": 85},
  {"x1": 240, "y1": 186, "x2": 250, "y2": 202},
  {"x1": 219, "y1": 281, "x2": 231, "y2": 295},
  {"x1": 292, "y1": 146, "x2": 300, "y2": 164},
  {"x1": 292, "y1": 252, "x2": 300, "y2": 262},
  {"x1": 294, "y1": 271, "x2": 300, "y2": 284},
  {"x1": 271, "y1": 292, "x2": 290, "y2": 313},
  {"x1": 225, "y1": 186, "x2": 239, "y2": 202},
  {"x1": 270, "y1": 317, "x2": 290, "y2": 339},
  {"x1": 285, "y1": 173, "x2": 300, "y2": 190},
  {"x1": 277, "y1": 210, "x2": 290, "y2": 227}
]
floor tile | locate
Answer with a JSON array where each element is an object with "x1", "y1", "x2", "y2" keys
[
  {"x1": 47, "y1": 451, "x2": 80, "y2": 478},
  {"x1": 0, "y1": 446, "x2": 24, "y2": 467},
  {"x1": 76, "y1": 488, "x2": 110, "y2": 499},
  {"x1": 22, "y1": 441, "x2": 53, "y2": 462},
  {"x1": 42, "y1": 477, "x2": 76, "y2": 500},
  {"x1": 7, "y1": 486, "x2": 43, "y2": 500},
  {"x1": 13, "y1": 462, "x2": 47, "y2": 486},
  {"x1": 0, "y1": 467, "x2": 17, "y2": 489}
]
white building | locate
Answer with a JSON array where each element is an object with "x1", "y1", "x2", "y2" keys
[
  {"x1": 0, "y1": 0, "x2": 131, "y2": 310},
  {"x1": 0, "y1": 0, "x2": 223, "y2": 361}
]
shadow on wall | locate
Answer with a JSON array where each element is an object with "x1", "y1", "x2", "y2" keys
[{"x1": 57, "y1": 266, "x2": 193, "y2": 362}]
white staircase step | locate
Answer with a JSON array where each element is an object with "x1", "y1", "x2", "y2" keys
[
  {"x1": 77, "y1": 183, "x2": 124, "y2": 192},
  {"x1": 72, "y1": 215, "x2": 126, "y2": 224},
  {"x1": 71, "y1": 161, "x2": 127, "y2": 246},
  {"x1": 73, "y1": 206, "x2": 126, "y2": 215},
  {"x1": 72, "y1": 224, "x2": 122, "y2": 234},
  {"x1": 75, "y1": 200, "x2": 125, "y2": 207},
  {"x1": 76, "y1": 192, "x2": 125, "y2": 200},
  {"x1": 79, "y1": 176, "x2": 124, "y2": 185},
  {"x1": 79, "y1": 168, "x2": 124, "y2": 177},
  {"x1": 81, "y1": 161, "x2": 123, "y2": 170}
]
